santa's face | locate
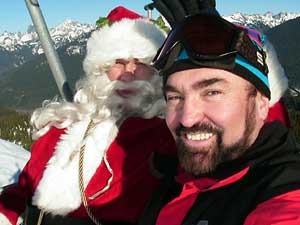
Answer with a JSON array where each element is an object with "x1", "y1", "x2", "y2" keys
[
  {"x1": 107, "y1": 58, "x2": 156, "y2": 98},
  {"x1": 96, "y1": 58, "x2": 163, "y2": 117}
]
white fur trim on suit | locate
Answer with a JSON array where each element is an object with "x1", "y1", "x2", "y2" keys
[
  {"x1": 0, "y1": 213, "x2": 12, "y2": 225},
  {"x1": 32, "y1": 118, "x2": 118, "y2": 216},
  {"x1": 83, "y1": 18, "x2": 166, "y2": 76},
  {"x1": 0, "y1": 213, "x2": 21, "y2": 225},
  {"x1": 264, "y1": 40, "x2": 289, "y2": 106}
]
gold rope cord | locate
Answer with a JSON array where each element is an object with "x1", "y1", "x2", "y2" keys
[
  {"x1": 78, "y1": 119, "x2": 103, "y2": 225},
  {"x1": 88, "y1": 152, "x2": 114, "y2": 200},
  {"x1": 36, "y1": 209, "x2": 45, "y2": 225}
]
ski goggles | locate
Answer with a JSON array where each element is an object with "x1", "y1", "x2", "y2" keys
[{"x1": 152, "y1": 14, "x2": 270, "y2": 98}]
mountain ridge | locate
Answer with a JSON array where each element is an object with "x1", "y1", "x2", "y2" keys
[{"x1": 0, "y1": 12, "x2": 299, "y2": 110}]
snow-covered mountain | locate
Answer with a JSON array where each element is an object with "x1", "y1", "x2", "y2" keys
[
  {"x1": 0, "y1": 20, "x2": 95, "y2": 75},
  {"x1": 1, "y1": 12, "x2": 299, "y2": 56},
  {"x1": 224, "y1": 12, "x2": 300, "y2": 32},
  {"x1": 0, "y1": 20, "x2": 95, "y2": 54},
  {"x1": 0, "y1": 12, "x2": 299, "y2": 76},
  {"x1": 0, "y1": 11, "x2": 299, "y2": 110}
]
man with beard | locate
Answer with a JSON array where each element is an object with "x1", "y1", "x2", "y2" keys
[
  {"x1": 0, "y1": 6, "x2": 177, "y2": 225},
  {"x1": 139, "y1": 13, "x2": 300, "y2": 225}
]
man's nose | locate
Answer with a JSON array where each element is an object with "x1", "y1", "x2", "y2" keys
[
  {"x1": 180, "y1": 97, "x2": 205, "y2": 128},
  {"x1": 118, "y1": 60, "x2": 137, "y2": 82}
]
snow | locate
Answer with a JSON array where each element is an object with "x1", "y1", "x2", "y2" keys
[
  {"x1": 0, "y1": 139, "x2": 30, "y2": 192},
  {"x1": 0, "y1": 12, "x2": 298, "y2": 72},
  {"x1": 223, "y1": 12, "x2": 300, "y2": 32},
  {"x1": 20, "y1": 33, "x2": 34, "y2": 42},
  {"x1": 0, "y1": 19, "x2": 95, "y2": 56}
]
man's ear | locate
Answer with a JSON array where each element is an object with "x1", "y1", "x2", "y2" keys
[{"x1": 256, "y1": 92, "x2": 270, "y2": 121}]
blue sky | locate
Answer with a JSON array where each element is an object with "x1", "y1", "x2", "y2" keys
[{"x1": 1, "y1": 0, "x2": 300, "y2": 33}]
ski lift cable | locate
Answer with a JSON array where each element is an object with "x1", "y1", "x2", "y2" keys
[{"x1": 24, "y1": 0, "x2": 73, "y2": 102}]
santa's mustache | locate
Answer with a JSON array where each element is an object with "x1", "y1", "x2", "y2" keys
[
  {"x1": 93, "y1": 75, "x2": 161, "y2": 100},
  {"x1": 110, "y1": 80, "x2": 156, "y2": 96}
]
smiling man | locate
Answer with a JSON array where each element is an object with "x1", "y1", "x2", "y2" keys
[
  {"x1": 165, "y1": 68, "x2": 265, "y2": 176},
  {"x1": 140, "y1": 13, "x2": 300, "y2": 225}
]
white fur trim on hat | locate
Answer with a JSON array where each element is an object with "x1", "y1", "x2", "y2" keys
[
  {"x1": 264, "y1": 40, "x2": 289, "y2": 106},
  {"x1": 83, "y1": 18, "x2": 166, "y2": 76}
]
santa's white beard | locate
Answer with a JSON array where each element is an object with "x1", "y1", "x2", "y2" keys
[{"x1": 91, "y1": 74, "x2": 165, "y2": 120}]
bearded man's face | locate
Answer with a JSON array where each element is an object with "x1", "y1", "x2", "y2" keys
[{"x1": 164, "y1": 68, "x2": 269, "y2": 176}]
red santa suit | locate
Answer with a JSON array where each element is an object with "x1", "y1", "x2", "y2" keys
[
  {"x1": 0, "y1": 117, "x2": 176, "y2": 225},
  {"x1": 0, "y1": 6, "x2": 176, "y2": 225}
]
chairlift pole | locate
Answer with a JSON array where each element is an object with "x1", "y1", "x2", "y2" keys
[{"x1": 24, "y1": 0, "x2": 73, "y2": 102}]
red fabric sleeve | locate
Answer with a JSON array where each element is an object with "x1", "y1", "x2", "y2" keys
[{"x1": 244, "y1": 190, "x2": 300, "y2": 225}]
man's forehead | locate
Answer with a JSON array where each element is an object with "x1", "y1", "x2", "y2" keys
[
  {"x1": 166, "y1": 68, "x2": 233, "y2": 84},
  {"x1": 165, "y1": 77, "x2": 228, "y2": 93},
  {"x1": 164, "y1": 68, "x2": 253, "y2": 94}
]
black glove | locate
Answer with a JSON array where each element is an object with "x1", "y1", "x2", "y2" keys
[{"x1": 152, "y1": 0, "x2": 219, "y2": 28}]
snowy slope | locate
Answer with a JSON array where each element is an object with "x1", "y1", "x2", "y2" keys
[{"x1": 0, "y1": 139, "x2": 30, "y2": 192}]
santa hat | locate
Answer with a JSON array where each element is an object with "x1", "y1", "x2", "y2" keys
[
  {"x1": 263, "y1": 40, "x2": 288, "y2": 107},
  {"x1": 83, "y1": 6, "x2": 166, "y2": 76},
  {"x1": 264, "y1": 40, "x2": 290, "y2": 126}
]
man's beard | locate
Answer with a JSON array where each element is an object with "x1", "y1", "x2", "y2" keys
[
  {"x1": 176, "y1": 99, "x2": 256, "y2": 177},
  {"x1": 92, "y1": 74, "x2": 164, "y2": 120}
]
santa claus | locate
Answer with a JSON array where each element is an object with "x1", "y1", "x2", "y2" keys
[{"x1": 0, "y1": 6, "x2": 176, "y2": 225}]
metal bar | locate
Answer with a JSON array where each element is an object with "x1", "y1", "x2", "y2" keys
[
  {"x1": 24, "y1": 0, "x2": 73, "y2": 101},
  {"x1": 144, "y1": 3, "x2": 154, "y2": 19}
]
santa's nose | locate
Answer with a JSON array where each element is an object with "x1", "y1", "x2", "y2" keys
[
  {"x1": 118, "y1": 60, "x2": 137, "y2": 82},
  {"x1": 118, "y1": 71, "x2": 135, "y2": 82}
]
